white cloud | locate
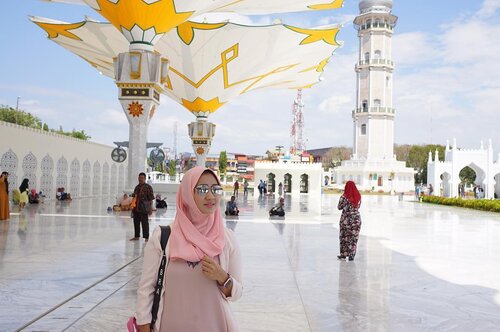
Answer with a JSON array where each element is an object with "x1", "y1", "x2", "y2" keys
[
  {"x1": 392, "y1": 32, "x2": 439, "y2": 67},
  {"x1": 317, "y1": 14, "x2": 356, "y2": 27},
  {"x1": 318, "y1": 95, "x2": 351, "y2": 113},
  {"x1": 6, "y1": 0, "x2": 499, "y2": 157},
  {"x1": 475, "y1": 0, "x2": 500, "y2": 18},
  {"x1": 391, "y1": 6, "x2": 500, "y2": 150}
]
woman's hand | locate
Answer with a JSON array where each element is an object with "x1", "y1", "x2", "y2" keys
[
  {"x1": 138, "y1": 324, "x2": 150, "y2": 332},
  {"x1": 201, "y1": 256, "x2": 227, "y2": 284}
]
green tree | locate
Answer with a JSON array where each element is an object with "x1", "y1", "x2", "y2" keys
[
  {"x1": 322, "y1": 146, "x2": 352, "y2": 170},
  {"x1": 68, "y1": 129, "x2": 91, "y2": 140},
  {"x1": 168, "y1": 160, "x2": 176, "y2": 176},
  {"x1": 0, "y1": 105, "x2": 42, "y2": 128},
  {"x1": 406, "y1": 144, "x2": 445, "y2": 184},
  {"x1": 1, "y1": 105, "x2": 91, "y2": 140},
  {"x1": 394, "y1": 144, "x2": 411, "y2": 163},
  {"x1": 459, "y1": 166, "x2": 476, "y2": 185},
  {"x1": 219, "y1": 151, "x2": 227, "y2": 176}
]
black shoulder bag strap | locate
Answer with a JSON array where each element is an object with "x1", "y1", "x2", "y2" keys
[{"x1": 150, "y1": 225, "x2": 171, "y2": 328}]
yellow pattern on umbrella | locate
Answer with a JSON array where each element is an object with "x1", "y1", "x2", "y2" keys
[
  {"x1": 285, "y1": 26, "x2": 340, "y2": 46},
  {"x1": 181, "y1": 97, "x2": 226, "y2": 114},
  {"x1": 33, "y1": 21, "x2": 85, "y2": 40},
  {"x1": 95, "y1": 0, "x2": 193, "y2": 35},
  {"x1": 300, "y1": 57, "x2": 330, "y2": 73},
  {"x1": 177, "y1": 21, "x2": 227, "y2": 45},
  {"x1": 308, "y1": 0, "x2": 343, "y2": 10}
]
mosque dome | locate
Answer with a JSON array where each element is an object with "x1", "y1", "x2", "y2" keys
[{"x1": 359, "y1": 0, "x2": 393, "y2": 12}]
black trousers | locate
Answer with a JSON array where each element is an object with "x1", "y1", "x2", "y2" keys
[{"x1": 133, "y1": 212, "x2": 149, "y2": 239}]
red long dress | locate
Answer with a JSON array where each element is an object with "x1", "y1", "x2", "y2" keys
[
  {"x1": 0, "y1": 177, "x2": 10, "y2": 221},
  {"x1": 337, "y1": 196, "x2": 361, "y2": 259}
]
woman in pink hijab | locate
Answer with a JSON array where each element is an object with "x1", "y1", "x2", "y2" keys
[{"x1": 135, "y1": 167, "x2": 242, "y2": 332}]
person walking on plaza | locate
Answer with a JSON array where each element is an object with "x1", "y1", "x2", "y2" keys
[
  {"x1": 130, "y1": 172, "x2": 154, "y2": 242},
  {"x1": 233, "y1": 179, "x2": 239, "y2": 197},
  {"x1": 243, "y1": 179, "x2": 249, "y2": 197},
  {"x1": 278, "y1": 182, "x2": 283, "y2": 197},
  {"x1": 18, "y1": 178, "x2": 29, "y2": 210},
  {"x1": 337, "y1": 181, "x2": 362, "y2": 261},
  {"x1": 135, "y1": 166, "x2": 242, "y2": 332},
  {"x1": 0, "y1": 172, "x2": 9, "y2": 221}
]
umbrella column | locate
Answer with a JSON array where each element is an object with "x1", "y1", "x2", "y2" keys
[
  {"x1": 188, "y1": 116, "x2": 216, "y2": 167},
  {"x1": 114, "y1": 46, "x2": 169, "y2": 187}
]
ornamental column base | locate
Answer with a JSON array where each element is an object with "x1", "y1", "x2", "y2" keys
[{"x1": 188, "y1": 116, "x2": 216, "y2": 167}]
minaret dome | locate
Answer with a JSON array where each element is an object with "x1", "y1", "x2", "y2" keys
[{"x1": 359, "y1": 0, "x2": 393, "y2": 13}]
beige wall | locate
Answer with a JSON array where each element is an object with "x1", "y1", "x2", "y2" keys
[{"x1": 0, "y1": 121, "x2": 127, "y2": 199}]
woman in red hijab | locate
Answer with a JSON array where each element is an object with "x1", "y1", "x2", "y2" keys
[{"x1": 337, "y1": 181, "x2": 362, "y2": 261}]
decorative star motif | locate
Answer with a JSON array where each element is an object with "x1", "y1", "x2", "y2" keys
[
  {"x1": 128, "y1": 101, "x2": 144, "y2": 117},
  {"x1": 196, "y1": 147, "x2": 205, "y2": 155}
]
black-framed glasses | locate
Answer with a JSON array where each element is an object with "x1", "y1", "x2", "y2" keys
[{"x1": 194, "y1": 184, "x2": 223, "y2": 196}]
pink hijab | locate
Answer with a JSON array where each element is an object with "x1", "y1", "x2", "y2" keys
[{"x1": 168, "y1": 167, "x2": 225, "y2": 262}]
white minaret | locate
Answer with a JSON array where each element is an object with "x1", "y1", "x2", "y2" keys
[{"x1": 352, "y1": 0, "x2": 397, "y2": 160}]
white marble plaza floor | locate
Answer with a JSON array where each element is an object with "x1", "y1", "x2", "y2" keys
[{"x1": 1, "y1": 193, "x2": 500, "y2": 332}]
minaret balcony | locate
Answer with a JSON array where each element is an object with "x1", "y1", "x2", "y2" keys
[
  {"x1": 358, "y1": 22, "x2": 394, "y2": 32},
  {"x1": 353, "y1": 107, "x2": 396, "y2": 115},
  {"x1": 356, "y1": 58, "x2": 394, "y2": 71}
]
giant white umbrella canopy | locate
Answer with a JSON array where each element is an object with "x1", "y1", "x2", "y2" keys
[
  {"x1": 31, "y1": 18, "x2": 341, "y2": 115},
  {"x1": 41, "y1": 0, "x2": 344, "y2": 48}
]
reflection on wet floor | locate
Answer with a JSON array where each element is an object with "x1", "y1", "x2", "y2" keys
[{"x1": 1, "y1": 193, "x2": 500, "y2": 331}]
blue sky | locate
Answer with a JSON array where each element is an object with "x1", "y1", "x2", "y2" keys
[{"x1": 1, "y1": 0, "x2": 499, "y2": 157}]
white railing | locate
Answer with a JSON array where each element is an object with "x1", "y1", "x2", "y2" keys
[
  {"x1": 357, "y1": 59, "x2": 394, "y2": 67},
  {"x1": 353, "y1": 107, "x2": 396, "y2": 114},
  {"x1": 359, "y1": 22, "x2": 394, "y2": 31}
]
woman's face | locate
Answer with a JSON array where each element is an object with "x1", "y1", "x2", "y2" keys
[{"x1": 193, "y1": 172, "x2": 220, "y2": 214}]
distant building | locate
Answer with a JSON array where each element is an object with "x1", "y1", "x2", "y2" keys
[
  {"x1": 333, "y1": 0, "x2": 414, "y2": 192},
  {"x1": 427, "y1": 139, "x2": 500, "y2": 199},
  {"x1": 254, "y1": 159, "x2": 322, "y2": 196}
]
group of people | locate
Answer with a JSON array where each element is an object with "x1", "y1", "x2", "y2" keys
[
  {"x1": 473, "y1": 185, "x2": 485, "y2": 199},
  {"x1": 232, "y1": 179, "x2": 249, "y2": 197},
  {"x1": 0, "y1": 175, "x2": 44, "y2": 217},
  {"x1": 257, "y1": 180, "x2": 267, "y2": 195},
  {"x1": 415, "y1": 183, "x2": 434, "y2": 200},
  {"x1": 3, "y1": 167, "x2": 363, "y2": 331}
]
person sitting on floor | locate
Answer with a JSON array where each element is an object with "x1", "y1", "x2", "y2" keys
[
  {"x1": 269, "y1": 197, "x2": 285, "y2": 217},
  {"x1": 56, "y1": 187, "x2": 72, "y2": 201},
  {"x1": 28, "y1": 189, "x2": 40, "y2": 204},
  {"x1": 119, "y1": 193, "x2": 133, "y2": 211},
  {"x1": 155, "y1": 194, "x2": 168, "y2": 209},
  {"x1": 225, "y1": 195, "x2": 239, "y2": 216}
]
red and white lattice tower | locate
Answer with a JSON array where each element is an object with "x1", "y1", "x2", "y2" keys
[{"x1": 290, "y1": 89, "x2": 305, "y2": 155}]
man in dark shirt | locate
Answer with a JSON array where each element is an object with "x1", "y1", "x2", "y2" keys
[
  {"x1": 130, "y1": 172, "x2": 154, "y2": 242},
  {"x1": 269, "y1": 197, "x2": 285, "y2": 217},
  {"x1": 225, "y1": 195, "x2": 239, "y2": 216}
]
